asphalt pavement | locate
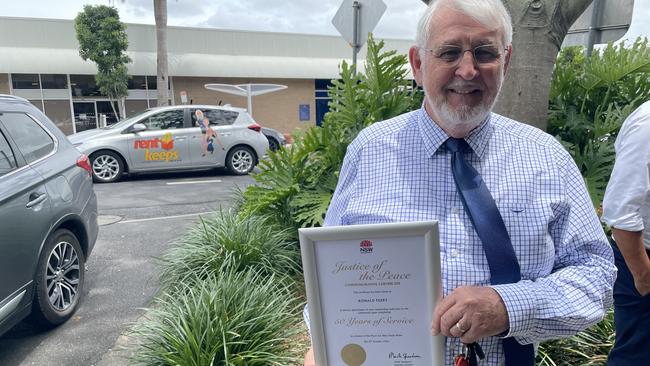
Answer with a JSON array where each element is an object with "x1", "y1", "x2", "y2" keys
[{"x1": 0, "y1": 169, "x2": 255, "y2": 365}]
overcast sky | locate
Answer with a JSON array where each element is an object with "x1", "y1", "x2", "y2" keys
[{"x1": 1, "y1": 0, "x2": 648, "y2": 41}]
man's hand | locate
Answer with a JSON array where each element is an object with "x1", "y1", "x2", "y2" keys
[
  {"x1": 304, "y1": 347, "x2": 316, "y2": 366},
  {"x1": 432, "y1": 286, "x2": 509, "y2": 344},
  {"x1": 633, "y1": 268, "x2": 650, "y2": 296},
  {"x1": 612, "y1": 228, "x2": 650, "y2": 296}
]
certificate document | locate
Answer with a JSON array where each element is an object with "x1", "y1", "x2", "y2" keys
[{"x1": 300, "y1": 221, "x2": 443, "y2": 366}]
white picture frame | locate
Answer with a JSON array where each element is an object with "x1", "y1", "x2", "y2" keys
[{"x1": 300, "y1": 221, "x2": 444, "y2": 366}]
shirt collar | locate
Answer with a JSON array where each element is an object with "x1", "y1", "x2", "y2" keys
[{"x1": 416, "y1": 106, "x2": 494, "y2": 159}]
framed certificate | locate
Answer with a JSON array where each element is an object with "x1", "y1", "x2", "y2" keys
[{"x1": 300, "y1": 221, "x2": 443, "y2": 366}]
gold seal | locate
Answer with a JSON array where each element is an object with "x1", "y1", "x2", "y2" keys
[{"x1": 340, "y1": 343, "x2": 366, "y2": 366}]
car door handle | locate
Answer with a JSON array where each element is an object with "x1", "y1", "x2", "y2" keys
[{"x1": 26, "y1": 193, "x2": 47, "y2": 208}]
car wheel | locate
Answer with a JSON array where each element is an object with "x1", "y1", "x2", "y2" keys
[
  {"x1": 31, "y1": 229, "x2": 85, "y2": 327},
  {"x1": 90, "y1": 150, "x2": 124, "y2": 183},
  {"x1": 226, "y1": 146, "x2": 255, "y2": 175},
  {"x1": 267, "y1": 137, "x2": 280, "y2": 151}
]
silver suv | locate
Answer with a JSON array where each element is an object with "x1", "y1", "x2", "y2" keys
[
  {"x1": 68, "y1": 105, "x2": 269, "y2": 183},
  {"x1": 0, "y1": 95, "x2": 98, "y2": 336}
]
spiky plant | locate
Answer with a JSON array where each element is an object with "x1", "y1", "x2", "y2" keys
[
  {"x1": 130, "y1": 263, "x2": 306, "y2": 366},
  {"x1": 157, "y1": 210, "x2": 301, "y2": 293},
  {"x1": 537, "y1": 310, "x2": 615, "y2": 366}
]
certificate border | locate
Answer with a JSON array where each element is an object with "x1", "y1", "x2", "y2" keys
[{"x1": 299, "y1": 221, "x2": 443, "y2": 366}]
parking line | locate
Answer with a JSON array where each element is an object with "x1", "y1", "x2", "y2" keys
[
  {"x1": 166, "y1": 179, "x2": 222, "y2": 185},
  {"x1": 119, "y1": 211, "x2": 214, "y2": 224}
]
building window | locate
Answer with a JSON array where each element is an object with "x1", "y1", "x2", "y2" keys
[
  {"x1": 70, "y1": 74, "x2": 102, "y2": 97},
  {"x1": 128, "y1": 75, "x2": 148, "y2": 90},
  {"x1": 40, "y1": 74, "x2": 68, "y2": 89},
  {"x1": 147, "y1": 76, "x2": 157, "y2": 90},
  {"x1": 315, "y1": 79, "x2": 334, "y2": 127},
  {"x1": 147, "y1": 76, "x2": 171, "y2": 90},
  {"x1": 11, "y1": 73, "x2": 40, "y2": 89},
  {"x1": 43, "y1": 100, "x2": 74, "y2": 135}
]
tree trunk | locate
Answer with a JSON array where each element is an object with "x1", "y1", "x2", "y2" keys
[
  {"x1": 154, "y1": 0, "x2": 169, "y2": 107},
  {"x1": 109, "y1": 98, "x2": 120, "y2": 124},
  {"x1": 495, "y1": 0, "x2": 593, "y2": 130},
  {"x1": 119, "y1": 97, "x2": 126, "y2": 120}
]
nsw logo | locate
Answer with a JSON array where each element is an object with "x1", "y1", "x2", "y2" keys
[{"x1": 359, "y1": 239, "x2": 373, "y2": 254}]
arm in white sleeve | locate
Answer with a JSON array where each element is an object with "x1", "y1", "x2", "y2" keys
[{"x1": 602, "y1": 103, "x2": 650, "y2": 231}]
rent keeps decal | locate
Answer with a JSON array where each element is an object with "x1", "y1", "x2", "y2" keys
[{"x1": 134, "y1": 133, "x2": 180, "y2": 161}]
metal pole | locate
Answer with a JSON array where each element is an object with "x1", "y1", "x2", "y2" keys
[
  {"x1": 586, "y1": 0, "x2": 603, "y2": 57},
  {"x1": 352, "y1": 1, "x2": 361, "y2": 75},
  {"x1": 246, "y1": 84, "x2": 253, "y2": 117}
]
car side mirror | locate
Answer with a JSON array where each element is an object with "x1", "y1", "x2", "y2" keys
[{"x1": 128, "y1": 123, "x2": 147, "y2": 133}]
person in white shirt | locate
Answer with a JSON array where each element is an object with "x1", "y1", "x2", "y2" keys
[{"x1": 602, "y1": 100, "x2": 650, "y2": 365}]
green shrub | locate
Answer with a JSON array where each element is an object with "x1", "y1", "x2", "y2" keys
[
  {"x1": 130, "y1": 263, "x2": 306, "y2": 366},
  {"x1": 540, "y1": 38, "x2": 650, "y2": 365},
  {"x1": 158, "y1": 210, "x2": 301, "y2": 293},
  {"x1": 549, "y1": 37, "x2": 650, "y2": 206},
  {"x1": 240, "y1": 35, "x2": 422, "y2": 230}
]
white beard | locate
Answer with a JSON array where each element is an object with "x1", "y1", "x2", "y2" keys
[
  {"x1": 424, "y1": 74, "x2": 504, "y2": 136},
  {"x1": 434, "y1": 99, "x2": 491, "y2": 131}
]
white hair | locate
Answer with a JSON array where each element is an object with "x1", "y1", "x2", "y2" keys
[{"x1": 415, "y1": 0, "x2": 513, "y2": 48}]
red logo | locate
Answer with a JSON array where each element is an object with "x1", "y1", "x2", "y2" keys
[
  {"x1": 360, "y1": 240, "x2": 373, "y2": 254},
  {"x1": 134, "y1": 133, "x2": 175, "y2": 150}
]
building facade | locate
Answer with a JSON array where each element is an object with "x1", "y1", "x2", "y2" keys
[{"x1": 0, "y1": 17, "x2": 413, "y2": 135}]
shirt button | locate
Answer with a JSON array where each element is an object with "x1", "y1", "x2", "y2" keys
[
  {"x1": 452, "y1": 207, "x2": 460, "y2": 214},
  {"x1": 451, "y1": 249, "x2": 460, "y2": 258}
]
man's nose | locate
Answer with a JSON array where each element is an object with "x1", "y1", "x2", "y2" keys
[{"x1": 455, "y1": 50, "x2": 479, "y2": 80}]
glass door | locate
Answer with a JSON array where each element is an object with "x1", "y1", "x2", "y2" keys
[
  {"x1": 96, "y1": 101, "x2": 119, "y2": 127},
  {"x1": 73, "y1": 101, "x2": 97, "y2": 132}
]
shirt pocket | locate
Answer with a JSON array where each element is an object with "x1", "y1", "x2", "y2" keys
[{"x1": 498, "y1": 200, "x2": 555, "y2": 278}]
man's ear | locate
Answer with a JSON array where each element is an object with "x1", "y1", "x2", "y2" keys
[
  {"x1": 503, "y1": 44, "x2": 513, "y2": 76},
  {"x1": 409, "y1": 46, "x2": 423, "y2": 86}
]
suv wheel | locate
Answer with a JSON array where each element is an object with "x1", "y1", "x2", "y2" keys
[
  {"x1": 31, "y1": 229, "x2": 85, "y2": 327},
  {"x1": 226, "y1": 146, "x2": 255, "y2": 175},
  {"x1": 90, "y1": 150, "x2": 124, "y2": 183}
]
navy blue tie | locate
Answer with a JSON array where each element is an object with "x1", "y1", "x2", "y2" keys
[{"x1": 445, "y1": 138, "x2": 535, "y2": 366}]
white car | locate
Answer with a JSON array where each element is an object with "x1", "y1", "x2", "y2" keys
[{"x1": 68, "y1": 105, "x2": 269, "y2": 182}]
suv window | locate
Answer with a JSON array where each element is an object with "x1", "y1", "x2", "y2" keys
[
  {"x1": 0, "y1": 113, "x2": 55, "y2": 164},
  {"x1": 193, "y1": 109, "x2": 239, "y2": 127},
  {"x1": 143, "y1": 109, "x2": 184, "y2": 130},
  {"x1": 0, "y1": 130, "x2": 17, "y2": 176}
]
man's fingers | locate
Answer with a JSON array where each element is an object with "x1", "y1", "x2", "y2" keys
[
  {"x1": 431, "y1": 295, "x2": 457, "y2": 334},
  {"x1": 439, "y1": 306, "x2": 466, "y2": 337}
]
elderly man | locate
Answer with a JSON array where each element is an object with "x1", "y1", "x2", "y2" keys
[{"x1": 304, "y1": 0, "x2": 615, "y2": 365}]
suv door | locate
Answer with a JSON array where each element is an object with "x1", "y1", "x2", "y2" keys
[
  {"x1": 188, "y1": 108, "x2": 234, "y2": 167},
  {"x1": 126, "y1": 108, "x2": 192, "y2": 171},
  {"x1": 0, "y1": 113, "x2": 53, "y2": 312}
]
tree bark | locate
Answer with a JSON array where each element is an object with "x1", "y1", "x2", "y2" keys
[
  {"x1": 154, "y1": 0, "x2": 169, "y2": 107},
  {"x1": 496, "y1": 0, "x2": 593, "y2": 130}
]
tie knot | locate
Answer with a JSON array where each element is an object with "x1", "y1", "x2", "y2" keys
[{"x1": 444, "y1": 138, "x2": 470, "y2": 153}]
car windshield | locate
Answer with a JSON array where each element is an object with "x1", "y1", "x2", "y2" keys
[{"x1": 108, "y1": 109, "x2": 153, "y2": 130}]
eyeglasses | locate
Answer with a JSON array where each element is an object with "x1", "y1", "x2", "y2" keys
[{"x1": 421, "y1": 44, "x2": 506, "y2": 67}]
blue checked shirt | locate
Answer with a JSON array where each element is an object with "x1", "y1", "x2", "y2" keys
[{"x1": 322, "y1": 107, "x2": 615, "y2": 365}]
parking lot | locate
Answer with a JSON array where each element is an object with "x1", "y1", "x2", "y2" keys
[{"x1": 0, "y1": 169, "x2": 255, "y2": 366}]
